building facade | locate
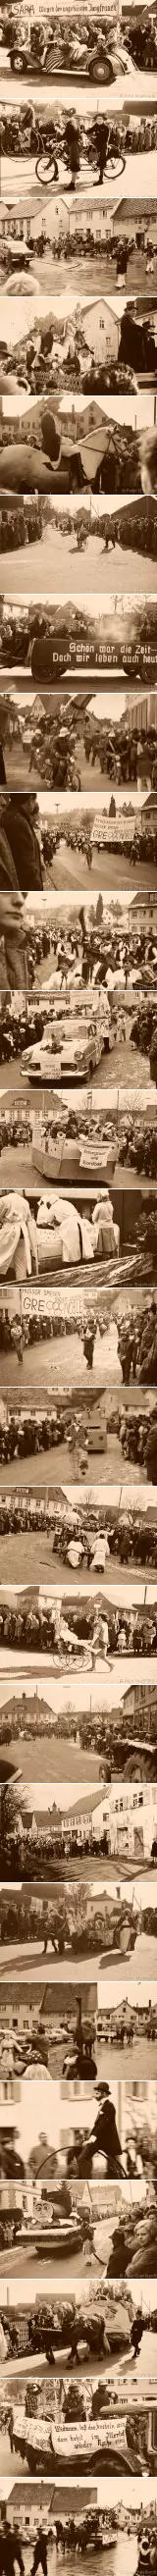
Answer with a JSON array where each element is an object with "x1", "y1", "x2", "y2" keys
[
  {"x1": 101, "y1": 1781, "x2": 157, "y2": 1857},
  {"x1": 81, "y1": 299, "x2": 120, "y2": 363}
]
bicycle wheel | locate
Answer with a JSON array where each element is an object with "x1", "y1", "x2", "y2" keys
[{"x1": 35, "y1": 151, "x2": 59, "y2": 184}]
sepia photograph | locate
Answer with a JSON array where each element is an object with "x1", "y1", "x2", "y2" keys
[
  {"x1": 0, "y1": 392, "x2": 157, "y2": 497},
  {"x1": 1, "y1": 1389, "x2": 157, "y2": 1492},
  {"x1": 0, "y1": 1, "x2": 125, "y2": 87},
  {"x1": 1, "y1": 179, "x2": 157, "y2": 305},
  {"x1": 2, "y1": 1272, "x2": 157, "y2": 1363},
  {"x1": 1, "y1": 1746, "x2": 157, "y2": 1915},
  {"x1": 1, "y1": 1091, "x2": 157, "y2": 1186},
  {"x1": 2, "y1": 296, "x2": 157, "y2": 400},
  {"x1": 2, "y1": 973, "x2": 157, "y2": 1079},
  {"x1": 1, "y1": 1481, "x2": 157, "y2": 1583},
  {"x1": 0, "y1": 1645, "x2": 157, "y2": 1765},
  {"x1": 0, "y1": 2366, "x2": 155, "y2": 2473},
  {"x1": 0, "y1": 1870, "x2": 110, "y2": 1951},
  {"x1": 2, "y1": 1867, "x2": 157, "y2": 1964},
  {"x1": 1, "y1": 887, "x2": 157, "y2": 997},
  {"x1": 2, "y1": 602, "x2": 157, "y2": 696},
  {"x1": 0, "y1": 1971, "x2": 156, "y2": 2088},
  {"x1": 1, "y1": 0, "x2": 157, "y2": 2525},
  {"x1": 0, "y1": 2275, "x2": 157, "y2": 2385},
  {"x1": 2, "y1": 1572, "x2": 157, "y2": 1658},
  {"x1": 1, "y1": 0, "x2": 157, "y2": 94},
  {"x1": 1, "y1": 497, "x2": 157, "y2": 599},
  {"x1": 2, "y1": 885, "x2": 157, "y2": 995},
  {"x1": 2, "y1": 985, "x2": 157, "y2": 1084},
  {"x1": 1, "y1": 1761, "x2": 157, "y2": 1934},
  {"x1": 2, "y1": 791, "x2": 157, "y2": 901},
  {"x1": 1, "y1": 790, "x2": 157, "y2": 906},
  {"x1": 0, "y1": 1185, "x2": 157, "y2": 1282},
  {"x1": 0, "y1": 47, "x2": 156, "y2": 2512},
  {"x1": 0, "y1": 2172, "x2": 156, "y2": 2280},
  {"x1": 1, "y1": 1282, "x2": 157, "y2": 1387},
  {"x1": 0, "y1": 2480, "x2": 155, "y2": 2575},
  {"x1": 1, "y1": 1649, "x2": 157, "y2": 1768},
  {"x1": 0, "y1": 1659, "x2": 157, "y2": 1779},
  {"x1": 0, "y1": 2073, "x2": 156, "y2": 2184},
  {"x1": 0, "y1": 2480, "x2": 155, "y2": 2572},
  {"x1": 1, "y1": 93, "x2": 157, "y2": 179},
  {"x1": 1, "y1": 793, "x2": 157, "y2": 933},
  {"x1": 1, "y1": 683, "x2": 157, "y2": 798},
  {"x1": 2, "y1": 599, "x2": 157, "y2": 690}
]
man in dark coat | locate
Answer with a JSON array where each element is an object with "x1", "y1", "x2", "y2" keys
[
  {"x1": 0, "y1": 745, "x2": 6, "y2": 783},
  {"x1": 69, "y1": 2083, "x2": 122, "y2": 2175},
  {"x1": 0, "y1": 2513, "x2": 24, "y2": 2576},
  {"x1": 31, "y1": 2531, "x2": 48, "y2": 2576}
]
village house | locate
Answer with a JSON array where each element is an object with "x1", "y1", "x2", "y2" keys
[
  {"x1": 79, "y1": 298, "x2": 121, "y2": 365},
  {"x1": 68, "y1": 201, "x2": 112, "y2": 244},
  {"x1": 0, "y1": 1684, "x2": 53, "y2": 1735},
  {"x1": 100, "y1": 1779, "x2": 157, "y2": 1859},
  {"x1": 127, "y1": 687, "x2": 157, "y2": 733},
  {"x1": 46, "y1": 1790, "x2": 107, "y2": 1851},
  {"x1": 112, "y1": 198, "x2": 157, "y2": 244},
  {"x1": 121, "y1": 1680, "x2": 157, "y2": 1736}
]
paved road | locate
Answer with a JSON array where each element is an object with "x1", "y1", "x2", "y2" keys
[
  {"x1": 1, "y1": 529, "x2": 157, "y2": 599},
  {"x1": 0, "y1": 1538, "x2": 156, "y2": 1580},
  {"x1": 100, "y1": 1934, "x2": 157, "y2": 1982},
  {"x1": 0, "y1": 1947, "x2": 101, "y2": 1980},
  {"x1": 0, "y1": 2036, "x2": 156, "y2": 2089},
  {"x1": 0, "y1": 1325, "x2": 122, "y2": 1393},
  {"x1": 1, "y1": 2339, "x2": 157, "y2": 2389},
  {"x1": 0, "y1": 1939, "x2": 157, "y2": 1980},
  {"x1": 0, "y1": 1438, "x2": 147, "y2": 1487},
  {"x1": 0, "y1": 2244, "x2": 95, "y2": 2279},
  {"x1": 0, "y1": 2527, "x2": 138, "y2": 2576},
  {"x1": 0, "y1": 1731, "x2": 101, "y2": 1780}
]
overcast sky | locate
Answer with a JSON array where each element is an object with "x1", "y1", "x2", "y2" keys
[
  {"x1": 25, "y1": 886, "x2": 136, "y2": 912},
  {"x1": 0, "y1": 289, "x2": 126, "y2": 342},
  {"x1": 2, "y1": 597, "x2": 156, "y2": 628},
  {"x1": 3, "y1": 389, "x2": 155, "y2": 426},
  {"x1": 0, "y1": 2274, "x2": 156, "y2": 2313},
  {"x1": 0, "y1": 680, "x2": 140, "y2": 717}
]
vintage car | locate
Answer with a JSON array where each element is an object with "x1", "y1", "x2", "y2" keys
[{"x1": 23, "y1": 1004, "x2": 114, "y2": 1081}]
